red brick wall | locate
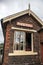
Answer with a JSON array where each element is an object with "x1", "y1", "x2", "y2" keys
[
  {"x1": 2, "y1": 24, "x2": 11, "y2": 65},
  {"x1": 40, "y1": 31, "x2": 43, "y2": 43},
  {"x1": 39, "y1": 30, "x2": 43, "y2": 63}
]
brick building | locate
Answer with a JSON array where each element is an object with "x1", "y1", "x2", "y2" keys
[{"x1": 1, "y1": 9, "x2": 43, "y2": 65}]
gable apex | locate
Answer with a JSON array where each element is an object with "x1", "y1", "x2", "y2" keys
[{"x1": 2, "y1": 9, "x2": 43, "y2": 25}]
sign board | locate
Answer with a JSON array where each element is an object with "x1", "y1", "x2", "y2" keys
[{"x1": 17, "y1": 22, "x2": 33, "y2": 28}]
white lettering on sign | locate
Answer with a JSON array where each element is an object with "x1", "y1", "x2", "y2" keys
[{"x1": 17, "y1": 22, "x2": 33, "y2": 28}]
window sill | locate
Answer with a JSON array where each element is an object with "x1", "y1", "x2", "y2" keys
[{"x1": 8, "y1": 51, "x2": 38, "y2": 56}]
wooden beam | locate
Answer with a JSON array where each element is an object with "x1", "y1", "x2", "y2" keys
[{"x1": 11, "y1": 27, "x2": 37, "y2": 32}]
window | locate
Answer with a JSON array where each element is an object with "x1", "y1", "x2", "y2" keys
[
  {"x1": 14, "y1": 31, "x2": 32, "y2": 51},
  {"x1": 14, "y1": 31, "x2": 25, "y2": 50}
]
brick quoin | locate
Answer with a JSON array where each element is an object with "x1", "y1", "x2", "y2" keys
[{"x1": 2, "y1": 25, "x2": 11, "y2": 65}]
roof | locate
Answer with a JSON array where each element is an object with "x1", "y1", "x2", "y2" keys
[{"x1": 2, "y1": 9, "x2": 43, "y2": 25}]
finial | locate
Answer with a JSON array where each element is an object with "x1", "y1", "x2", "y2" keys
[
  {"x1": 28, "y1": 3, "x2": 30, "y2": 16},
  {"x1": 28, "y1": 3, "x2": 30, "y2": 10}
]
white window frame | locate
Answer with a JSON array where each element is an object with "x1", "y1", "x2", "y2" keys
[{"x1": 31, "y1": 33, "x2": 33, "y2": 52}]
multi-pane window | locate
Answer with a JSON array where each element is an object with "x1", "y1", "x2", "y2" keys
[{"x1": 14, "y1": 31, "x2": 32, "y2": 51}]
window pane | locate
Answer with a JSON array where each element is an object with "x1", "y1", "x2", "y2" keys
[
  {"x1": 15, "y1": 31, "x2": 20, "y2": 44},
  {"x1": 26, "y1": 32, "x2": 31, "y2": 51},
  {"x1": 14, "y1": 31, "x2": 25, "y2": 50}
]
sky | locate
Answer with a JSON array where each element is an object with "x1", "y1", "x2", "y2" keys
[{"x1": 0, "y1": 0, "x2": 43, "y2": 43}]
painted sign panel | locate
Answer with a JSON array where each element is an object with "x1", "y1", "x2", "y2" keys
[{"x1": 17, "y1": 22, "x2": 33, "y2": 28}]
